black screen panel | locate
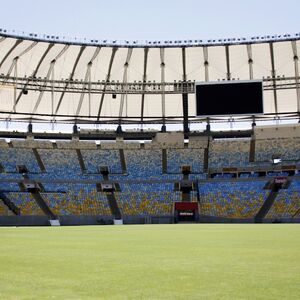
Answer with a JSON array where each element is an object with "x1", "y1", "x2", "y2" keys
[{"x1": 196, "y1": 81, "x2": 263, "y2": 116}]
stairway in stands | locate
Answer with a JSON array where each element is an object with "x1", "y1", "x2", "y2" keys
[
  {"x1": 29, "y1": 190, "x2": 57, "y2": 220},
  {"x1": 76, "y1": 149, "x2": 87, "y2": 173},
  {"x1": 32, "y1": 148, "x2": 46, "y2": 172},
  {"x1": 255, "y1": 185, "x2": 279, "y2": 223},
  {"x1": 99, "y1": 167, "x2": 122, "y2": 220},
  {"x1": 119, "y1": 149, "x2": 127, "y2": 174},
  {"x1": 0, "y1": 192, "x2": 20, "y2": 215},
  {"x1": 106, "y1": 193, "x2": 122, "y2": 220}
]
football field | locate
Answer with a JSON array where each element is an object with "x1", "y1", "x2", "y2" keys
[{"x1": 0, "y1": 224, "x2": 299, "y2": 300}]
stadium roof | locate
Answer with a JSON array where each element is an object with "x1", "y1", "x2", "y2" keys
[{"x1": 0, "y1": 28, "x2": 299, "y2": 125}]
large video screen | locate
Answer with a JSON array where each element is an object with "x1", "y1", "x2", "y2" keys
[{"x1": 195, "y1": 81, "x2": 263, "y2": 116}]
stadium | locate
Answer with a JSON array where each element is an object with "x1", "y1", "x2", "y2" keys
[
  {"x1": 0, "y1": 10, "x2": 300, "y2": 299},
  {"x1": 0, "y1": 28, "x2": 299, "y2": 226}
]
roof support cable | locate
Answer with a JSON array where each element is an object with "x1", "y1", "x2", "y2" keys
[
  {"x1": 3, "y1": 41, "x2": 38, "y2": 114},
  {"x1": 97, "y1": 47, "x2": 118, "y2": 122},
  {"x1": 13, "y1": 42, "x2": 54, "y2": 112},
  {"x1": 269, "y1": 42, "x2": 278, "y2": 114},
  {"x1": 118, "y1": 48, "x2": 133, "y2": 124},
  {"x1": 31, "y1": 45, "x2": 69, "y2": 116},
  {"x1": 0, "y1": 39, "x2": 22, "y2": 70},
  {"x1": 53, "y1": 45, "x2": 86, "y2": 116},
  {"x1": 75, "y1": 47, "x2": 101, "y2": 118},
  {"x1": 292, "y1": 41, "x2": 300, "y2": 113}
]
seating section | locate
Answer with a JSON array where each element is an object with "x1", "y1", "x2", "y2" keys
[
  {"x1": 124, "y1": 150, "x2": 162, "y2": 179},
  {"x1": 81, "y1": 150, "x2": 122, "y2": 173},
  {"x1": 5, "y1": 184, "x2": 111, "y2": 216},
  {"x1": 0, "y1": 148, "x2": 40, "y2": 172},
  {"x1": 255, "y1": 138, "x2": 300, "y2": 162},
  {"x1": 0, "y1": 136, "x2": 298, "y2": 219},
  {"x1": 209, "y1": 139, "x2": 251, "y2": 168},
  {"x1": 6, "y1": 193, "x2": 44, "y2": 215},
  {"x1": 167, "y1": 149, "x2": 204, "y2": 173},
  {"x1": 42, "y1": 186, "x2": 111, "y2": 216},
  {"x1": 266, "y1": 180, "x2": 300, "y2": 219},
  {"x1": 199, "y1": 181, "x2": 268, "y2": 218},
  {"x1": 0, "y1": 200, "x2": 11, "y2": 216},
  {"x1": 38, "y1": 149, "x2": 81, "y2": 178},
  {"x1": 115, "y1": 183, "x2": 180, "y2": 216},
  {"x1": 0, "y1": 181, "x2": 20, "y2": 192}
]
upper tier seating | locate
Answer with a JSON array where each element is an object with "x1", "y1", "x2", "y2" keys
[
  {"x1": 81, "y1": 149, "x2": 122, "y2": 173},
  {"x1": 0, "y1": 148, "x2": 40, "y2": 172},
  {"x1": 38, "y1": 149, "x2": 81, "y2": 178},
  {"x1": 0, "y1": 137, "x2": 298, "y2": 179},
  {"x1": 209, "y1": 139, "x2": 251, "y2": 168},
  {"x1": 167, "y1": 149, "x2": 204, "y2": 173},
  {"x1": 124, "y1": 149, "x2": 162, "y2": 179},
  {"x1": 255, "y1": 138, "x2": 300, "y2": 162}
]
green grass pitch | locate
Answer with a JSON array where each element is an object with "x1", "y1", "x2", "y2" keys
[{"x1": 0, "y1": 224, "x2": 299, "y2": 300}]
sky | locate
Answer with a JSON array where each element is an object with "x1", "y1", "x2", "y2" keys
[{"x1": 0, "y1": 0, "x2": 299, "y2": 41}]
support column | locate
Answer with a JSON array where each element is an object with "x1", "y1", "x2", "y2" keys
[
  {"x1": 246, "y1": 44, "x2": 254, "y2": 79},
  {"x1": 203, "y1": 47, "x2": 209, "y2": 82},
  {"x1": 160, "y1": 48, "x2": 166, "y2": 132},
  {"x1": 292, "y1": 41, "x2": 300, "y2": 113},
  {"x1": 182, "y1": 47, "x2": 189, "y2": 134},
  {"x1": 119, "y1": 48, "x2": 133, "y2": 129},
  {"x1": 140, "y1": 48, "x2": 149, "y2": 127},
  {"x1": 269, "y1": 42, "x2": 278, "y2": 114},
  {"x1": 225, "y1": 45, "x2": 231, "y2": 80}
]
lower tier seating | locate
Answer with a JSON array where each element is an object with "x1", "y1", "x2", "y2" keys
[
  {"x1": 266, "y1": 180, "x2": 300, "y2": 219},
  {"x1": 115, "y1": 184, "x2": 181, "y2": 216},
  {"x1": 6, "y1": 193, "x2": 44, "y2": 216},
  {"x1": 0, "y1": 201, "x2": 12, "y2": 216},
  {"x1": 199, "y1": 181, "x2": 269, "y2": 218},
  {"x1": 0, "y1": 180, "x2": 299, "y2": 220},
  {"x1": 42, "y1": 189, "x2": 111, "y2": 216}
]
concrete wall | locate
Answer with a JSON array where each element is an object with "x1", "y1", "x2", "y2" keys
[
  {"x1": 254, "y1": 124, "x2": 300, "y2": 139},
  {"x1": 0, "y1": 215, "x2": 298, "y2": 226}
]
